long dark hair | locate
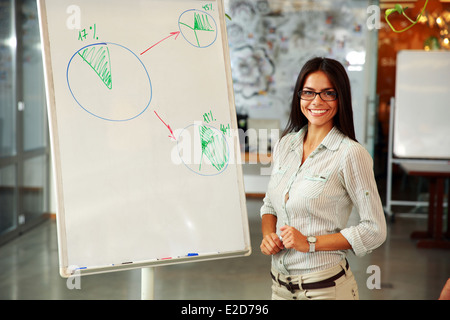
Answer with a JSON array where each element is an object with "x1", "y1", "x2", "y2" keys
[{"x1": 282, "y1": 57, "x2": 357, "y2": 141}]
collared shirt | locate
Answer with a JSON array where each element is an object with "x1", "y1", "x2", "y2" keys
[{"x1": 260, "y1": 126, "x2": 386, "y2": 275}]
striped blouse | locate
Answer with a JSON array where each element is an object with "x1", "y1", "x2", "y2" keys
[{"x1": 260, "y1": 126, "x2": 386, "y2": 275}]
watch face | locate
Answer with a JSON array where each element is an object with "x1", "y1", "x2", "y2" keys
[{"x1": 308, "y1": 236, "x2": 316, "y2": 243}]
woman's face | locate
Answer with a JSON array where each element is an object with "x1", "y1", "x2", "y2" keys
[{"x1": 300, "y1": 71, "x2": 338, "y2": 130}]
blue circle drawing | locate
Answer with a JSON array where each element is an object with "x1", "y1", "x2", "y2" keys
[
  {"x1": 177, "y1": 123, "x2": 230, "y2": 176},
  {"x1": 178, "y1": 9, "x2": 218, "y2": 48},
  {"x1": 66, "y1": 42, "x2": 152, "y2": 122}
]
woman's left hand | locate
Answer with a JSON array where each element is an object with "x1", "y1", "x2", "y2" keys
[{"x1": 280, "y1": 225, "x2": 309, "y2": 252}]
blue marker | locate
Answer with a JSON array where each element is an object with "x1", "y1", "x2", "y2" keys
[{"x1": 187, "y1": 253, "x2": 199, "y2": 256}]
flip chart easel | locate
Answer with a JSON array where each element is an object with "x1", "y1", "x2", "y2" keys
[
  {"x1": 37, "y1": 0, "x2": 251, "y2": 297},
  {"x1": 385, "y1": 51, "x2": 450, "y2": 220}
]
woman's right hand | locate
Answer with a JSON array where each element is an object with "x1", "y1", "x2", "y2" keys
[{"x1": 260, "y1": 233, "x2": 284, "y2": 255}]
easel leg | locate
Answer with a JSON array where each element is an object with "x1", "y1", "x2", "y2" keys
[{"x1": 141, "y1": 267, "x2": 154, "y2": 300}]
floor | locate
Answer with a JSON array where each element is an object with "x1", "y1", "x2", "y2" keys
[{"x1": 0, "y1": 198, "x2": 449, "y2": 300}]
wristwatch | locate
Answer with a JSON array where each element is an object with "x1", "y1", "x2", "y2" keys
[{"x1": 307, "y1": 236, "x2": 317, "y2": 253}]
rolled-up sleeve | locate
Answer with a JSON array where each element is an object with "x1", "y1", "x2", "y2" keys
[
  {"x1": 340, "y1": 143, "x2": 387, "y2": 257},
  {"x1": 260, "y1": 194, "x2": 277, "y2": 217},
  {"x1": 260, "y1": 140, "x2": 281, "y2": 218}
]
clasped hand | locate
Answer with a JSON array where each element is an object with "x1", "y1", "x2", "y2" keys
[{"x1": 260, "y1": 225, "x2": 309, "y2": 255}]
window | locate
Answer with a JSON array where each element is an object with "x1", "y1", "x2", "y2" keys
[{"x1": 0, "y1": 0, "x2": 49, "y2": 244}]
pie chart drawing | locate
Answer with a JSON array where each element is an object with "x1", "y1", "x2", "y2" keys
[
  {"x1": 177, "y1": 123, "x2": 229, "y2": 176},
  {"x1": 67, "y1": 42, "x2": 152, "y2": 122},
  {"x1": 178, "y1": 9, "x2": 218, "y2": 48}
]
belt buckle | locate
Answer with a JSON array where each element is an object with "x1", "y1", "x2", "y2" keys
[
  {"x1": 285, "y1": 281, "x2": 295, "y2": 293},
  {"x1": 285, "y1": 279, "x2": 300, "y2": 293},
  {"x1": 271, "y1": 272, "x2": 299, "y2": 293}
]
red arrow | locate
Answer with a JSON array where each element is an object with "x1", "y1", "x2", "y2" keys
[
  {"x1": 140, "y1": 31, "x2": 181, "y2": 55},
  {"x1": 154, "y1": 110, "x2": 176, "y2": 141}
]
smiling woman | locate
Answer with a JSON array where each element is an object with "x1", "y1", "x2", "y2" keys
[
  {"x1": 282, "y1": 57, "x2": 356, "y2": 141},
  {"x1": 259, "y1": 57, "x2": 386, "y2": 300},
  {"x1": 299, "y1": 71, "x2": 338, "y2": 134}
]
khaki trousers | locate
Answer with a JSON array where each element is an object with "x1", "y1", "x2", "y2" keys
[{"x1": 271, "y1": 259, "x2": 359, "y2": 300}]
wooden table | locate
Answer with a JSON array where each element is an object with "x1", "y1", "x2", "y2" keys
[
  {"x1": 401, "y1": 163, "x2": 450, "y2": 249},
  {"x1": 242, "y1": 153, "x2": 272, "y2": 199}
]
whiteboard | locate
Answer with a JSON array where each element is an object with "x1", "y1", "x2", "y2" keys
[
  {"x1": 394, "y1": 50, "x2": 450, "y2": 159},
  {"x1": 38, "y1": 0, "x2": 250, "y2": 277}
]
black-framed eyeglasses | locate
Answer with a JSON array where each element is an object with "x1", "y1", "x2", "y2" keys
[{"x1": 298, "y1": 90, "x2": 338, "y2": 101}]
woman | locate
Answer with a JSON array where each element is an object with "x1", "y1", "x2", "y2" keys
[{"x1": 260, "y1": 57, "x2": 386, "y2": 300}]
